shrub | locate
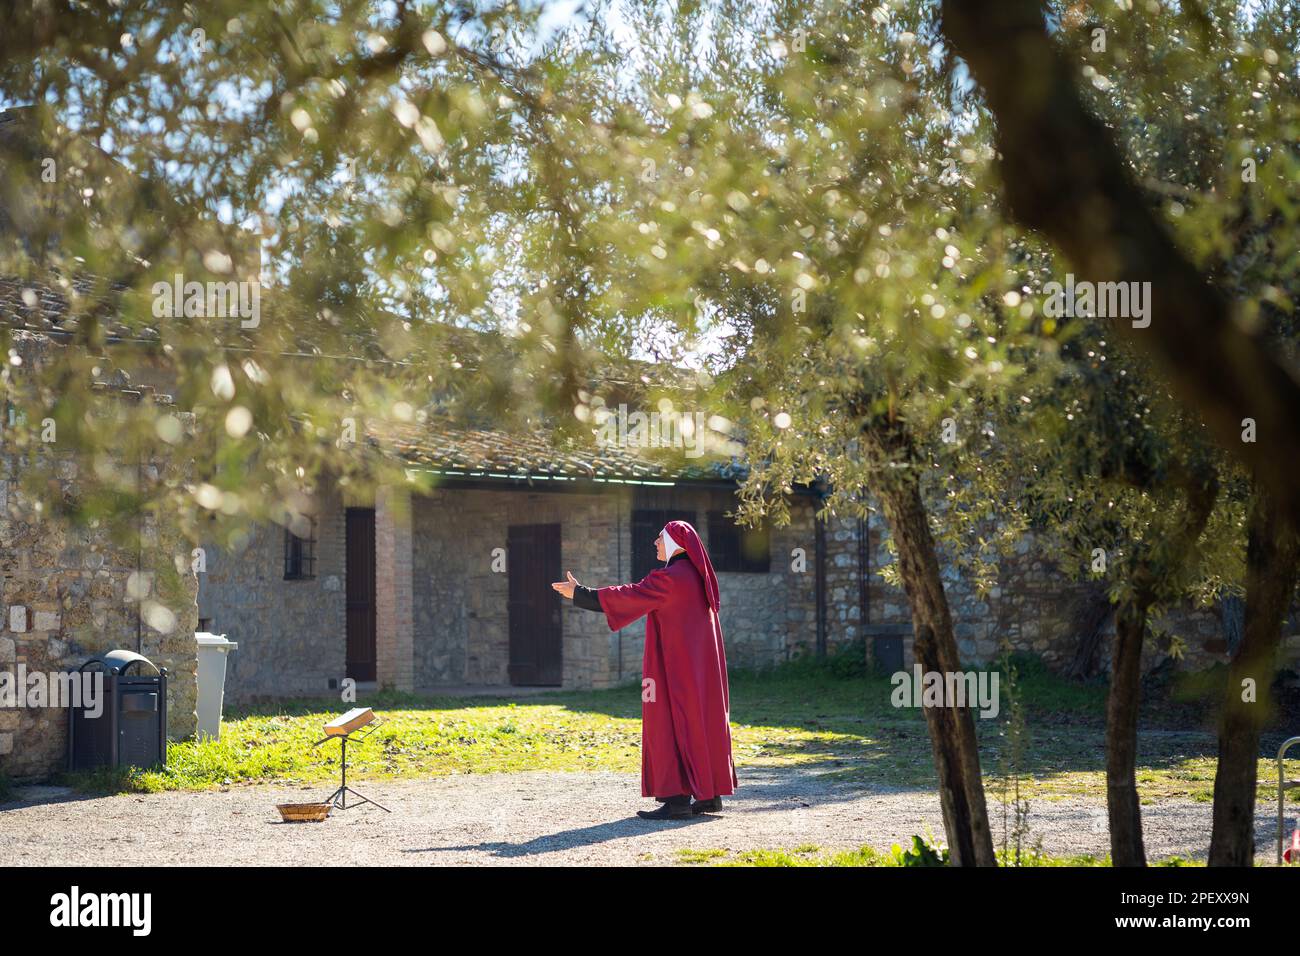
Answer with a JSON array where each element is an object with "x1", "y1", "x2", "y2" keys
[{"x1": 887, "y1": 834, "x2": 950, "y2": 867}]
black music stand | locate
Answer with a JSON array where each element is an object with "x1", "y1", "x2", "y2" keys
[{"x1": 313, "y1": 716, "x2": 391, "y2": 812}]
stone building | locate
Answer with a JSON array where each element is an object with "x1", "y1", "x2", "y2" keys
[
  {"x1": 197, "y1": 415, "x2": 1250, "y2": 706},
  {"x1": 0, "y1": 331, "x2": 199, "y2": 780},
  {"x1": 198, "y1": 420, "x2": 829, "y2": 700}
]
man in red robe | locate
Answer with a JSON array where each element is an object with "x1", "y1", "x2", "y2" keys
[{"x1": 552, "y1": 519, "x2": 738, "y2": 819}]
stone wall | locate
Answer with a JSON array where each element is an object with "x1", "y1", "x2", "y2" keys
[
  {"x1": 709, "y1": 493, "x2": 817, "y2": 672},
  {"x1": 0, "y1": 455, "x2": 199, "y2": 781},
  {"x1": 198, "y1": 474, "x2": 1285, "y2": 711},
  {"x1": 210, "y1": 480, "x2": 828, "y2": 695},
  {"x1": 196, "y1": 484, "x2": 348, "y2": 702},
  {"x1": 375, "y1": 487, "x2": 415, "y2": 693},
  {"x1": 824, "y1": 509, "x2": 1261, "y2": 677},
  {"x1": 411, "y1": 486, "x2": 629, "y2": 689}
]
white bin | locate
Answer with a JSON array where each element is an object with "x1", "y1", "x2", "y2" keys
[{"x1": 195, "y1": 632, "x2": 238, "y2": 740}]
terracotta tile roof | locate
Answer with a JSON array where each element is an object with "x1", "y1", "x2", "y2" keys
[
  {"x1": 2, "y1": 278, "x2": 747, "y2": 485},
  {"x1": 0, "y1": 274, "x2": 150, "y2": 341},
  {"x1": 0, "y1": 273, "x2": 393, "y2": 359},
  {"x1": 369, "y1": 418, "x2": 748, "y2": 484},
  {"x1": 0, "y1": 274, "x2": 641, "y2": 376}
]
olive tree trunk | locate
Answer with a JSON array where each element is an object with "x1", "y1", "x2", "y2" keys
[
  {"x1": 1208, "y1": 494, "x2": 1300, "y2": 865},
  {"x1": 877, "y1": 476, "x2": 997, "y2": 866},
  {"x1": 1107, "y1": 598, "x2": 1151, "y2": 866},
  {"x1": 1106, "y1": 473, "x2": 1216, "y2": 867}
]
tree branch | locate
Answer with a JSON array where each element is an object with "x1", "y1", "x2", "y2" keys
[{"x1": 940, "y1": 0, "x2": 1300, "y2": 523}]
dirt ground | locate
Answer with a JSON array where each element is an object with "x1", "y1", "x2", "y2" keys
[{"x1": 0, "y1": 767, "x2": 1283, "y2": 865}]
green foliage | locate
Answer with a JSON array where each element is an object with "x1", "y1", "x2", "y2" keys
[
  {"x1": 675, "y1": 847, "x2": 730, "y2": 864},
  {"x1": 0, "y1": 0, "x2": 633, "y2": 561},
  {"x1": 717, "y1": 839, "x2": 948, "y2": 867},
  {"x1": 824, "y1": 640, "x2": 870, "y2": 681},
  {"x1": 699, "y1": 841, "x2": 1200, "y2": 867},
  {"x1": 57, "y1": 764, "x2": 148, "y2": 795},
  {"x1": 747, "y1": 639, "x2": 868, "y2": 682},
  {"x1": 887, "y1": 833, "x2": 950, "y2": 867},
  {"x1": 995, "y1": 648, "x2": 1034, "y2": 865},
  {"x1": 1001, "y1": 652, "x2": 1108, "y2": 719},
  {"x1": 1166, "y1": 663, "x2": 1230, "y2": 706},
  {"x1": 0, "y1": 0, "x2": 1291, "y2": 616}
]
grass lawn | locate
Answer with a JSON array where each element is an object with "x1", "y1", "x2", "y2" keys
[{"x1": 55, "y1": 649, "x2": 1299, "y2": 807}]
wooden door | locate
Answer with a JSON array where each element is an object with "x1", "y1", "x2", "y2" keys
[
  {"x1": 345, "y1": 507, "x2": 377, "y2": 682},
  {"x1": 507, "y1": 523, "x2": 562, "y2": 686}
]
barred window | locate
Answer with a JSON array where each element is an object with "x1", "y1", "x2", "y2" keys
[
  {"x1": 707, "y1": 511, "x2": 770, "y2": 573},
  {"x1": 284, "y1": 519, "x2": 317, "y2": 580}
]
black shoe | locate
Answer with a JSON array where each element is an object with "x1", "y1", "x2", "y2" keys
[
  {"x1": 637, "y1": 796, "x2": 692, "y2": 820},
  {"x1": 691, "y1": 797, "x2": 723, "y2": 814}
]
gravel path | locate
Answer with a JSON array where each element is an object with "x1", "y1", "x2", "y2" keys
[{"x1": 0, "y1": 769, "x2": 1284, "y2": 865}]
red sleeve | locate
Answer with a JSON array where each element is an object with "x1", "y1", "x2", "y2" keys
[{"x1": 596, "y1": 568, "x2": 675, "y2": 631}]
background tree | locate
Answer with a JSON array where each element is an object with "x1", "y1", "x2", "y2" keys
[
  {"x1": 3, "y1": 0, "x2": 1298, "y2": 867},
  {"x1": 548, "y1": 0, "x2": 1045, "y2": 864},
  {"x1": 1032, "y1": 0, "x2": 1300, "y2": 865},
  {"x1": 969, "y1": 324, "x2": 1225, "y2": 865},
  {"x1": 939, "y1": 0, "x2": 1300, "y2": 526}
]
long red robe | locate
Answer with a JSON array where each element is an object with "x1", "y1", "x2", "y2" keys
[{"x1": 598, "y1": 557, "x2": 738, "y2": 800}]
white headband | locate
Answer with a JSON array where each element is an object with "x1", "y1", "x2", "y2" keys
[{"x1": 660, "y1": 527, "x2": 684, "y2": 557}]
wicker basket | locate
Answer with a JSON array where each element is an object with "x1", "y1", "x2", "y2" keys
[{"x1": 276, "y1": 801, "x2": 332, "y2": 823}]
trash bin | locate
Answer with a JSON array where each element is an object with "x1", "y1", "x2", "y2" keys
[
  {"x1": 67, "y1": 649, "x2": 168, "y2": 772},
  {"x1": 195, "y1": 632, "x2": 238, "y2": 740}
]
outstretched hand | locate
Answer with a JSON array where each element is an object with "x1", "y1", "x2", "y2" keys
[{"x1": 551, "y1": 570, "x2": 580, "y2": 600}]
